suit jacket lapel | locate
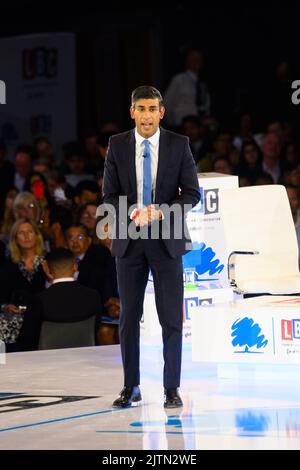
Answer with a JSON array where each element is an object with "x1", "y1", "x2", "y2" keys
[
  {"x1": 155, "y1": 127, "x2": 170, "y2": 202},
  {"x1": 127, "y1": 130, "x2": 137, "y2": 200}
]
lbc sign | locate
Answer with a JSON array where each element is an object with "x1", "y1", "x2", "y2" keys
[
  {"x1": 281, "y1": 319, "x2": 300, "y2": 340},
  {"x1": 197, "y1": 187, "x2": 219, "y2": 215},
  {"x1": 22, "y1": 47, "x2": 58, "y2": 80}
]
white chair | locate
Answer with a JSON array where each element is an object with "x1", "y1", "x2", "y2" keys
[{"x1": 219, "y1": 184, "x2": 300, "y2": 295}]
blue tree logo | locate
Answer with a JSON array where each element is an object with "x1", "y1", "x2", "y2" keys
[
  {"x1": 231, "y1": 317, "x2": 268, "y2": 353},
  {"x1": 183, "y1": 241, "x2": 224, "y2": 283}
]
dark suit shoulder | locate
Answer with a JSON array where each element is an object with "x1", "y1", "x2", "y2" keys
[
  {"x1": 43, "y1": 281, "x2": 99, "y2": 297},
  {"x1": 85, "y1": 243, "x2": 111, "y2": 261}
]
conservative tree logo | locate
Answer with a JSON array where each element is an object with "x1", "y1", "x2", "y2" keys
[{"x1": 231, "y1": 317, "x2": 268, "y2": 353}]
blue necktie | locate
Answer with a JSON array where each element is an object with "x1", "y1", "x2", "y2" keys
[{"x1": 142, "y1": 139, "x2": 152, "y2": 206}]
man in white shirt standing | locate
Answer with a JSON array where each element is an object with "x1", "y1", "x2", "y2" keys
[{"x1": 164, "y1": 49, "x2": 211, "y2": 129}]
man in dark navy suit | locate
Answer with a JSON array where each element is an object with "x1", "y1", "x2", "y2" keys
[{"x1": 102, "y1": 86, "x2": 200, "y2": 408}]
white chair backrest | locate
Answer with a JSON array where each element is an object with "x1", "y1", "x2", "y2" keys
[{"x1": 219, "y1": 185, "x2": 299, "y2": 282}]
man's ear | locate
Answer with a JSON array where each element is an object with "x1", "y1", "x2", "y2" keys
[
  {"x1": 130, "y1": 106, "x2": 135, "y2": 120},
  {"x1": 74, "y1": 195, "x2": 79, "y2": 206},
  {"x1": 159, "y1": 106, "x2": 165, "y2": 120}
]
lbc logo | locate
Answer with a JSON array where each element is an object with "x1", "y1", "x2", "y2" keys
[
  {"x1": 281, "y1": 319, "x2": 300, "y2": 340},
  {"x1": 198, "y1": 187, "x2": 219, "y2": 215},
  {"x1": 22, "y1": 47, "x2": 58, "y2": 80}
]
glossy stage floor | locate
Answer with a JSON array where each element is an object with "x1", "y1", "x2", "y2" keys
[{"x1": 1, "y1": 342, "x2": 300, "y2": 450}]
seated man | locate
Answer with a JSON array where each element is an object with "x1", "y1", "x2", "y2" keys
[
  {"x1": 65, "y1": 224, "x2": 120, "y2": 344},
  {"x1": 18, "y1": 247, "x2": 102, "y2": 350}
]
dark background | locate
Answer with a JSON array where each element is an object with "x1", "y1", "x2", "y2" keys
[{"x1": 1, "y1": 3, "x2": 300, "y2": 137}]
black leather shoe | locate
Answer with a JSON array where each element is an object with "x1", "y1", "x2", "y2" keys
[
  {"x1": 164, "y1": 388, "x2": 183, "y2": 408},
  {"x1": 112, "y1": 386, "x2": 142, "y2": 408}
]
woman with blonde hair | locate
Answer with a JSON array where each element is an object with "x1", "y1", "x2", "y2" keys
[{"x1": 0, "y1": 218, "x2": 47, "y2": 351}]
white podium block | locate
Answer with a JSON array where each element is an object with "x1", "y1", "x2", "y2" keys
[
  {"x1": 140, "y1": 283, "x2": 234, "y2": 345},
  {"x1": 184, "y1": 173, "x2": 239, "y2": 289},
  {"x1": 191, "y1": 295, "x2": 300, "y2": 364}
]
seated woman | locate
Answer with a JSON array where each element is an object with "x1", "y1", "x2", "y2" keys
[{"x1": 0, "y1": 218, "x2": 47, "y2": 351}]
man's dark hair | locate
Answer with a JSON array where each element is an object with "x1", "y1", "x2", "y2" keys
[
  {"x1": 45, "y1": 247, "x2": 74, "y2": 272},
  {"x1": 131, "y1": 86, "x2": 163, "y2": 107},
  {"x1": 75, "y1": 180, "x2": 99, "y2": 197},
  {"x1": 64, "y1": 224, "x2": 90, "y2": 238},
  {"x1": 15, "y1": 144, "x2": 33, "y2": 157},
  {"x1": 34, "y1": 136, "x2": 51, "y2": 147}
]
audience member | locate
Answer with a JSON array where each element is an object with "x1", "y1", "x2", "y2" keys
[
  {"x1": 14, "y1": 145, "x2": 32, "y2": 192},
  {"x1": 261, "y1": 132, "x2": 283, "y2": 183},
  {"x1": 65, "y1": 224, "x2": 119, "y2": 344},
  {"x1": 236, "y1": 139, "x2": 264, "y2": 185},
  {"x1": 164, "y1": 48, "x2": 211, "y2": 129},
  {"x1": 0, "y1": 218, "x2": 46, "y2": 350},
  {"x1": 18, "y1": 247, "x2": 102, "y2": 351},
  {"x1": 0, "y1": 187, "x2": 19, "y2": 245},
  {"x1": 286, "y1": 185, "x2": 300, "y2": 228},
  {"x1": 0, "y1": 140, "x2": 14, "y2": 208}
]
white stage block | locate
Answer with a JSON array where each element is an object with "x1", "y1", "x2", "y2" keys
[
  {"x1": 191, "y1": 295, "x2": 300, "y2": 364},
  {"x1": 184, "y1": 173, "x2": 239, "y2": 289},
  {"x1": 141, "y1": 283, "x2": 233, "y2": 344}
]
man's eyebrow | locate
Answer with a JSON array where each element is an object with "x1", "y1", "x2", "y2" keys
[{"x1": 136, "y1": 105, "x2": 159, "y2": 110}]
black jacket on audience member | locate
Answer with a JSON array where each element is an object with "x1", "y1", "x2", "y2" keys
[
  {"x1": 18, "y1": 281, "x2": 102, "y2": 351},
  {"x1": 0, "y1": 258, "x2": 46, "y2": 306},
  {"x1": 77, "y1": 244, "x2": 119, "y2": 304}
]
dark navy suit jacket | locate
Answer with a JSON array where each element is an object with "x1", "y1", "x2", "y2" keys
[{"x1": 102, "y1": 127, "x2": 200, "y2": 258}]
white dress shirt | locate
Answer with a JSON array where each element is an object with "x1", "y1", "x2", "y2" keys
[
  {"x1": 52, "y1": 277, "x2": 75, "y2": 284},
  {"x1": 134, "y1": 128, "x2": 160, "y2": 209},
  {"x1": 164, "y1": 70, "x2": 211, "y2": 127}
]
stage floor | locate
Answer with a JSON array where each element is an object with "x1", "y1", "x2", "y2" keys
[{"x1": 1, "y1": 342, "x2": 300, "y2": 450}]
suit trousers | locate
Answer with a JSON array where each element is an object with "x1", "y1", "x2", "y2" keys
[{"x1": 116, "y1": 236, "x2": 183, "y2": 389}]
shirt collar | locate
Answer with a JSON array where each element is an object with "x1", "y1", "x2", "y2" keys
[
  {"x1": 135, "y1": 127, "x2": 160, "y2": 148},
  {"x1": 52, "y1": 277, "x2": 75, "y2": 285}
]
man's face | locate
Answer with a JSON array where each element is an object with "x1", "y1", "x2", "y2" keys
[
  {"x1": 67, "y1": 156, "x2": 85, "y2": 174},
  {"x1": 130, "y1": 98, "x2": 165, "y2": 138},
  {"x1": 66, "y1": 227, "x2": 91, "y2": 256},
  {"x1": 182, "y1": 121, "x2": 203, "y2": 142},
  {"x1": 85, "y1": 136, "x2": 98, "y2": 155},
  {"x1": 77, "y1": 190, "x2": 98, "y2": 206},
  {"x1": 80, "y1": 204, "x2": 97, "y2": 231},
  {"x1": 15, "y1": 152, "x2": 31, "y2": 177},
  {"x1": 262, "y1": 134, "x2": 280, "y2": 160}
]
